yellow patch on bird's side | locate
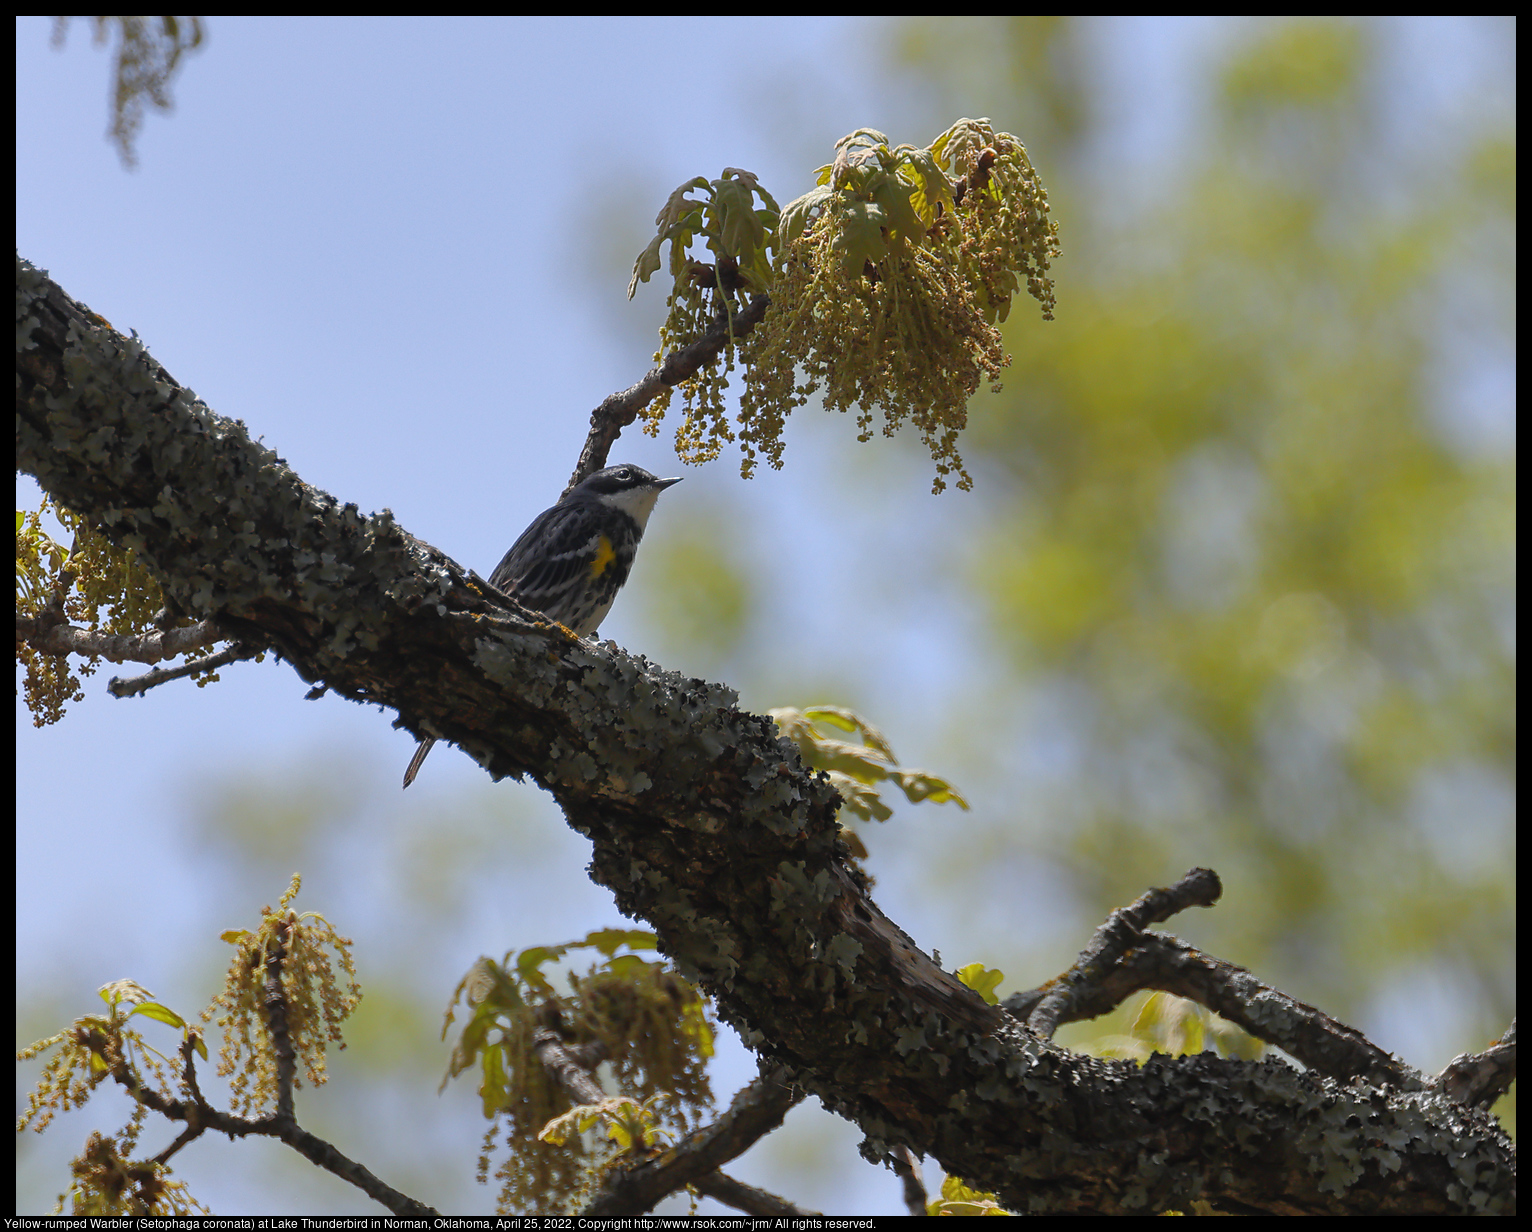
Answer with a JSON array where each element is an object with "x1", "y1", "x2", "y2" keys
[{"x1": 589, "y1": 534, "x2": 617, "y2": 577}]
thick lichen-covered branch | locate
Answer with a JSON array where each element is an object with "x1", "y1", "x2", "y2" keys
[{"x1": 16, "y1": 257, "x2": 1513, "y2": 1215}]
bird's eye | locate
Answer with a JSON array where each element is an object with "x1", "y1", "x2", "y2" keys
[{"x1": 616, "y1": 467, "x2": 630, "y2": 480}]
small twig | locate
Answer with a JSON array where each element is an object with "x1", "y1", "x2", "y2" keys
[
  {"x1": 266, "y1": 1118, "x2": 438, "y2": 1217},
  {"x1": 1434, "y1": 1020, "x2": 1516, "y2": 1108},
  {"x1": 567, "y1": 293, "x2": 772, "y2": 493},
  {"x1": 531, "y1": 1026, "x2": 810, "y2": 1216},
  {"x1": 263, "y1": 913, "x2": 299, "y2": 1123},
  {"x1": 150, "y1": 1034, "x2": 210, "y2": 1165},
  {"x1": 691, "y1": 1170, "x2": 811, "y2": 1217},
  {"x1": 1004, "y1": 872, "x2": 1426, "y2": 1090},
  {"x1": 152, "y1": 1120, "x2": 205, "y2": 1167},
  {"x1": 179, "y1": 1030, "x2": 207, "y2": 1109},
  {"x1": 1026, "y1": 867, "x2": 1222, "y2": 1039},
  {"x1": 530, "y1": 1026, "x2": 607, "y2": 1107},
  {"x1": 93, "y1": 1025, "x2": 436, "y2": 1216},
  {"x1": 108, "y1": 640, "x2": 259, "y2": 697},
  {"x1": 891, "y1": 1145, "x2": 928, "y2": 1216},
  {"x1": 582, "y1": 1062, "x2": 808, "y2": 1217},
  {"x1": 1084, "y1": 933, "x2": 1410, "y2": 1088}
]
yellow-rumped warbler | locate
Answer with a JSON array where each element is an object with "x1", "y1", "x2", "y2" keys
[{"x1": 402, "y1": 463, "x2": 682, "y2": 788}]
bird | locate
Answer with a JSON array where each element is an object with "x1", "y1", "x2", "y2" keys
[{"x1": 403, "y1": 463, "x2": 682, "y2": 787}]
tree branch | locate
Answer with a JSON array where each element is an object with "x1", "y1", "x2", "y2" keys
[
  {"x1": 567, "y1": 293, "x2": 770, "y2": 492},
  {"x1": 581, "y1": 1061, "x2": 809, "y2": 1217},
  {"x1": 1008, "y1": 931, "x2": 1421, "y2": 1091},
  {"x1": 86, "y1": 1023, "x2": 436, "y2": 1215},
  {"x1": 890, "y1": 1146, "x2": 929, "y2": 1216},
  {"x1": 1025, "y1": 867, "x2": 1223, "y2": 1039},
  {"x1": 17, "y1": 256, "x2": 1514, "y2": 1215},
  {"x1": 1434, "y1": 1021, "x2": 1516, "y2": 1109},
  {"x1": 16, "y1": 611, "x2": 226, "y2": 666},
  {"x1": 107, "y1": 640, "x2": 259, "y2": 698}
]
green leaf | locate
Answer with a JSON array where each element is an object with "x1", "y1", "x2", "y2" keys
[
  {"x1": 810, "y1": 738, "x2": 896, "y2": 782},
  {"x1": 827, "y1": 772, "x2": 893, "y2": 822},
  {"x1": 894, "y1": 770, "x2": 970, "y2": 809},
  {"x1": 653, "y1": 176, "x2": 711, "y2": 231},
  {"x1": 515, "y1": 946, "x2": 560, "y2": 995},
  {"x1": 832, "y1": 198, "x2": 890, "y2": 273},
  {"x1": 779, "y1": 184, "x2": 834, "y2": 248},
  {"x1": 955, "y1": 962, "x2": 1004, "y2": 1005},
  {"x1": 799, "y1": 705, "x2": 859, "y2": 733},
  {"x1": 870, "y1": 172, "x2": 924, "y2": 242},
  {"x1": 128, "y1": 1001, "x2": 186, "y2": 1029},
  {"x1": 581, "y1": 927, "x2": 656, "y2": 957},
  {"x1": 606, "y1": 953, "x2": 657, "y2": 980},
  {"x1": 480, "y1": 1041, "x2": 508, "y2": 1119},
  {"x1": 712, "y1": 176, "x2": 767, "y2": 260},
  {"x1": 606, "y1": 1116, "x2": 635, "y2": 1152},
  {"x1": 901, "y1": 144, "x2": 956, "y2": 227},
  {"x1": 628, "y1": 176, "x2": 711, "y2": 298},
  {"x1": 932, "y1": 1173, "x2": 1012, "y2": 1216},
  {"x1": 930, "y1": 116, "x2": 998, "y2": 177},
  {"x1": 98, "y1": 979, "x2": 154, "y2": 1008},
  {"x1": 627, "y1": 232, "x2": 666, "y2": 299},
  {"x1": 802, "y1": 706, "x2": 896, "y2": 759},
  {"x1": 830, "y1": 129, "x2": 892, "y2": 191}
]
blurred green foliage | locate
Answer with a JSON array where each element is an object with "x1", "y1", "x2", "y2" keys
[
  {"x1": 50, "y1": 17, "x2": 205, "y2": 168},
  {"x1": 880, "y1": 16, "x2": 1514, "y2": 1079},
  {"x1": 635, "y1": 508, "x2": 755, "y2": 674}
]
